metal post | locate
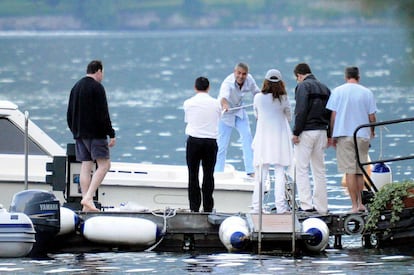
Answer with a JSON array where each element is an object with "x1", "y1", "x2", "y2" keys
[
  {"x1": 24, "y1": 111, "x2": 29, "y2": 190},
  {"x1": 258, "y1": 163, "x2": 263, "y2": 254},
  {"x1": 291, "y1": 164, "x2": 296, "y2": 255}
]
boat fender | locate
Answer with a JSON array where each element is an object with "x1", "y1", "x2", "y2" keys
[
  {"x1": 219, "y1": 216, "x2": 250, "y2": 252},
  {"x1": 82, "y1": 216, "x2": 160, "y2": 246},
  {"x1": 58, "y1": 207, "x2": 79, "y2": 236},
  {"x1": 343, "y1": 214, "x2": 365, "y2": 235},
  {"x1": 371, "y1": 162, "x2": 392, "y2": 190},
  {"x1": 302, "y1": 218, "x2": 329, "y2": 252}
]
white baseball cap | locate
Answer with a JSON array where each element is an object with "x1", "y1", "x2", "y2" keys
[{"x1": 265, "y1": 69, "x2": 282, "y2": 82}]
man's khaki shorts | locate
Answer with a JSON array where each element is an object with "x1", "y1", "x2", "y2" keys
[{"x1": 336, "y1": 136, "x2": 370, "y2": 174}]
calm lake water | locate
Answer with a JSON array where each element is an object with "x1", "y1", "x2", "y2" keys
[
  {"x1": 1, "y1": 248, "x2": 414, "y2": 274},
  {"x1": 1, "y1": 28, "x2": 414, "y2": 273}
]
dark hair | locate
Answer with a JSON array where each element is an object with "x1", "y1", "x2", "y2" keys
[
  {"x1": 293, "y1": 63, "x2": 312, "y2": 76},
  {"x1": 195, "y1": 76, "x2": 209, "y2": 91},
  {"x1": 345, "y1": 66, "x2": 360, "y2": 80},
  {"x1": 261, "y1": 79, "x2": 287, "y2": 102},
  {"x1": 86, "y1": 60, "x2": 103, "y2": 74}
]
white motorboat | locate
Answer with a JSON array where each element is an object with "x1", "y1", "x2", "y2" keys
[{"x1": 0, "y1": 100, "x2": 254, "y2": 212}]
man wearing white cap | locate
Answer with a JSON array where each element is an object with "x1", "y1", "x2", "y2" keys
[{"x1": 251, "y1": 69, "x2": 292, "y2": 213}]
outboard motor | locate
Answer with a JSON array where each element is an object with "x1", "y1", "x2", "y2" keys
[{"x1": 10, "y1": 189, "x2": 61, "y2": 257}]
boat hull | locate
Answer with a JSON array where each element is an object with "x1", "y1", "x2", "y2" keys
[
  {"x1": 0, "y1": 208, "x2": 36, "y2": 258},
  {"x1": 0, "y1": 180, "x2": 253, "y2": 214},
  {"x1": 96, "y1": 184, "x2": 253, "y2": 213}
]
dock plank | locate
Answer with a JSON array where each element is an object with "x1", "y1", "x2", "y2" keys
[{"x1": 250, "y1": 214, "x2": 294, "y2": 233}]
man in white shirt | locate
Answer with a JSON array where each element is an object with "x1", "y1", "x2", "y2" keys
[
  {"x1": 215, "y1": 62, "x2": 260, "y2": 176},
  {"x1": 183, "y1": 77, "x2": 221, "y2": 212},
  {"x1": 326, "y1": 66, "x2": 377, "y2": 213}
]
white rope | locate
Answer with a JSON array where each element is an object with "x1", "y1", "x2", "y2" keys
[
  {"x1": 378, "y1": 126, "x2": 389, "y2": 160},
  {"x1": 222, "y1": 104, "x2": 254, "y2": 115},
  {"x1": 227, "y1": 104, "x2": 253, "y2": 111},
  {"x1": 145, "y1": 207, "x2": 177, "y2": 252}
]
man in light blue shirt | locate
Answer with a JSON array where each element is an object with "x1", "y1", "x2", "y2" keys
[
  {"x1": 215, "y1": 63, "x2": 260, "y2": 176},
  {"x1": 327, "y1": 66, "x2": 377, "y2": 213}
]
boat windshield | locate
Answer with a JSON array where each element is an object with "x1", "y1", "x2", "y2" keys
[{"x1": 0, "y1": 118, "x2": 46, "y2": 155}]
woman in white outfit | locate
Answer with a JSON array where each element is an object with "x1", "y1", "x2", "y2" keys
[{"x1": 251, "y1": 69, "x2": 293, "y2": 213}]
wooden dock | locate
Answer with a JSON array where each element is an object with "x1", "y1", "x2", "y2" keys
[
  {"x1": 250, "y1": 213, "x2": 293, "y2": 233},
  {"x1": 43, "y1": 210, "x2": 366, "y2": 255},
  {"x1": 28, "y1": 205, "x2": 414, "y2": 257}
]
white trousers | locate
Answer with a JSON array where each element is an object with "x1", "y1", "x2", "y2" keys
[
  {"x1": 294, "y1": 130, "x2": 328, "y2": 214},
  {"x1": 251, "y1": 164, "x2": 288, "y2": 213}
]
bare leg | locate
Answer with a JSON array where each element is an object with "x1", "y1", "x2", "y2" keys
[
  {"x1": 346, "y1": 173, "x2": 359, "y2": 213},
  {"x1": 356, "y1": 174, "x2": 366, "y2": 211},
  {"x1": 80, "y1": 161, "x2": 93, "y2": 198},
  {"x1": 80, "y1": 158, "x2": 111, "y2": 212}
]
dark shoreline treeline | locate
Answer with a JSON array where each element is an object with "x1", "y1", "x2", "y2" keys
[{"x1": 0, "y1": 0, "x2": 407, "y2": 31}]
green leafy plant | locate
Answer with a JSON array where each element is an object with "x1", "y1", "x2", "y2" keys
[{"x1": 365, "y1": 180, "x2": 414, "y2": 234}]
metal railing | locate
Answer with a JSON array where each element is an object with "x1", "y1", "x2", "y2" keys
[
  {"x1": 353, "y1": 117, "x2": 414, "y2": 193},
  {"x1": 24, "y1": 111, "x2": 29, "y2": 190}
]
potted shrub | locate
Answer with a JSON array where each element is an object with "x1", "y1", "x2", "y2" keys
[{"x1": 365, "y1": 180, "x2": 414, "y2": 234}]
